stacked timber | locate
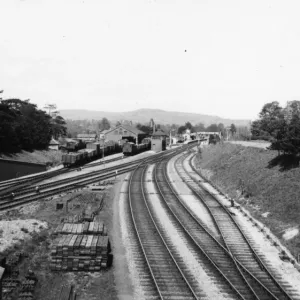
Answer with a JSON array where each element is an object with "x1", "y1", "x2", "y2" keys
[
  {"x1": 54, "y1": 221, "x2": 107, "y2": 236},
  {"x1": 50, "y1": 235, "x2": 111, "y2": 271}
]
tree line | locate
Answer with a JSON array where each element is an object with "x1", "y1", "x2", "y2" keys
[
  {"x1": 0, "y1": 91, "x2": 67, "y2": 153},
  {"x1": 251, "y1": 100, "x2": 300, "y2": 155}
]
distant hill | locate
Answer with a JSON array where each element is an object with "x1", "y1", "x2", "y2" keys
[{"x1": 60, "y1": 108, "x2": 250, "y2": 127}]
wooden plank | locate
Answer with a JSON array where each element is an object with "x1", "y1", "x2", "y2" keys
[
  {"x1": 72, "y1": 224, "x2": 78, "y2": 234},
  {"x1": 69, "y1": 235, "x2": 78, "y2": 248},
  {"x1": 88, "y1": 222, "x2": 94, "y2": 233}
]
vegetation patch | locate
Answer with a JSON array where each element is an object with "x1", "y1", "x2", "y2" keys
[{"x1": 196, "y1": 143, "x2": 300, "y2": 259}]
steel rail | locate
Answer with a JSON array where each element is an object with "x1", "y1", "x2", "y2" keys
[
  {"x1": 0, "y1": 148, "x2": 185, "y2": 211},
  {"x1": 172, "y1": 153, "x2": 279, "y2": 299},
  {"x1": 0, "y1": 148, "x2": 181, "y2": 200},
  {"x1": 177, "y1": 153, "x2": 296, "y2": 300},
  {"x1": 157, "y1": 152, "x2": 290, "y2": 299},
  {"x1": 154, "y1": 159, "x2": 253, "y2": 300},
  {"x1": 128, "y1": 160, "x2": 198, "y2": 300}
]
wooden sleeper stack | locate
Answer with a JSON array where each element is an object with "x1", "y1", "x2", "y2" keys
[{"x1": 50, "y1": 234, "x2": 111, "y2": 272}]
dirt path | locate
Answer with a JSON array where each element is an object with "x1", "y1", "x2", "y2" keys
[{"x1": 112, "y1": 174, "x2": 135, "y2": 300}]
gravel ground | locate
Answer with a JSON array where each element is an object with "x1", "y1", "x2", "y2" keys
[
  {"x1": 111, "y1": 173, "x2": 136, "y2": 300},
  {"x1": 145, "y1": 164, "x2": 231, "y2": 300},
  {"x1": 118, "y1": 174, "x2": 146, "y2": 300},
  {"x1": 190, "y1": 155, "x2": 300, "y2": 295}
]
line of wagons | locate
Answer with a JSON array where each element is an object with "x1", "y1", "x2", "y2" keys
[{"x1": 62, "y1": 138, "x2": 151, "y2": 167}]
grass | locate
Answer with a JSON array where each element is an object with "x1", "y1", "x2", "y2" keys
[
  {"x1": 1, "y1": 149, "x2": 63, "y2": 166},
  {"x1": 196, "y1": 143, "x2": 300, "y2": 258}
]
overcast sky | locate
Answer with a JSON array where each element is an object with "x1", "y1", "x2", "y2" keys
[{"x1": 1, "y1": 0, "x2": 300, "y2": 120}]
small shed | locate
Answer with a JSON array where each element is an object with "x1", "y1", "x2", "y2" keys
[
  {"x1": 151, "y1": 130, "x2": 168, "y2": 152},
  {"x1": 49, "y1": 138, "x2": 60, "y2": 151}
]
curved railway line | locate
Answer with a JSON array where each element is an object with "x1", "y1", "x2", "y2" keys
[
  {"x1": 126, "y1": 146, "x2": 300, "y2": 299},
  {"x1": 172, "y1": 152, "x2": 300, "y2": 300}
]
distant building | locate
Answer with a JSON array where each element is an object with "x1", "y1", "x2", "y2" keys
[
  {"x1": 151, "y1": 130, "x2": 168, "y2": 152},
  {"x1": 102, "y1": 125, "x2": 147, "y2": 143},
  {"x1": 49, "y1": 138, "x2": 60, "y2": 151},
  {"x1": 76, "y1": 133, "x2": 97, "y2": 142},
  {"x1": 182, "y1": 129, "x2": 192, "y2": 141}
]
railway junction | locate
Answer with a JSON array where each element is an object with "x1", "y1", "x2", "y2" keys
[{"x1": 0, "y1": 143, "x2": 299, "y2": 300}]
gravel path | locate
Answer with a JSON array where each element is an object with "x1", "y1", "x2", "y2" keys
[
  {"x1": 118, "y1": 173, "x2": 147, "y2": 300},
  {"x1": 112, "y1": 173, "x2": 135, "y2": 300}
]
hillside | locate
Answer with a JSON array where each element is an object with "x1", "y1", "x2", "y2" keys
[
  {"x1": 194, "y1": 143, "x2": 300, "y2": 258},
  {"x1": 60, "y1": 108, "x2": 250, "y2": 127}
]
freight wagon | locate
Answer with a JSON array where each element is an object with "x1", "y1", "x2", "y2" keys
[
  {"x1": 122, "y1": 141, "x2": 151, "y2": 156},
  {"x1": 62, "y1": 141, "x2": 122, "y2": 167}
]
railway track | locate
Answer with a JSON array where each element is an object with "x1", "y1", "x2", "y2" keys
[
  {"x1": 154, "y1": 159, "x2": 269, "y2": 299},
  {"x1": 171, "y1": 152, "x2": 299, "y2": 300},
  {"x1": 0, "y1": 146, "x2": 187, "y2": 211},
  {"x1": 0, "y1": 157, "x2": 147, "y2": 201},
  {"x1": 0, "y1": 155, "x2": 123, "y2": 193},
  {"x1": 128, "y1": 161, "x2": 198, "y2": 300}
]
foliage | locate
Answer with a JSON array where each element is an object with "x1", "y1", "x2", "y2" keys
[
  {"x1": 0, "y1": 91, "x2": 67, "y2": 153},
  {"x1": 136, "y1": 123, "x2": 153, "y2": 134},
  {"x1": 51, "y1": 116, "x2": 67, "y2": 139},
  {"x1": 252, "y1": 100, "x2": 300, "y2": 155},
  {"x1": 98, "y1": 117, "x2": 111, "y2": 131},
  {"x1": 230, "y1": 123, "x2": 237, "y2": 135}
]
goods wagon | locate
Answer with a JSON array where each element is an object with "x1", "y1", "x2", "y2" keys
[
  {"x1": 122, "y1": 140, "x2": 151, "y2": 156},
  {"x1": 62, "y1": 140, "x2": 122, "y2": 167}
]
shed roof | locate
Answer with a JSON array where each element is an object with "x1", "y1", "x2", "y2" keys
[{"x1": 104, "y1": 125, "x2": 146, "y2": 135}]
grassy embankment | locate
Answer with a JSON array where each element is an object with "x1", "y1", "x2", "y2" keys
[
  {"x1": 195, "y1": 142, "x2": 300, "y2": 258},
  {"x1": 1, "y1": 150, "x2": 63, "y2": 167}
]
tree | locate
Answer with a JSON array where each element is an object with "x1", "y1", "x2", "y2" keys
[
  {"x1": 206, "y1": 123, "x2": 219, "y2": 132},
  {"x1": 98, "y1": 117, "x2": 111, "y2": 131},
  {"x1": 136, "y1": 123, "x2": 153, "y2": 134},
  {"x1": 177, "y1": 125, "x2": 186, "y2": 134},
  {"x1": 185, "y1": 122, "x2": 194, "y2": 132},
  {"x1": 194, "y1": 122, "x2": 206, "y2": 132},
  {"x1": 0, "y1": 97, "x2": 53, "y2": 152},
  {"x1": 230, "y1": 123, "x2": 237, "y2": 136},
  {"x1": 51, "y1": 116, "x2": 67, "y2": 139}
]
